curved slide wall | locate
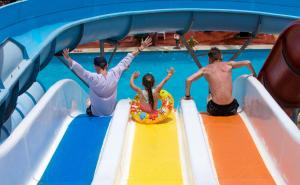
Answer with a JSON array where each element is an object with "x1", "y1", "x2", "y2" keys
[
  {"x1": 1, "y1": 81, "x2": 45, "y2": 141},
  {"x1": 233, "y1": 75, "x2": 300, "y2": 185},
  {"x1": 0, "y1": 79, "x2": 87, "y2": 185},
  {"x1": 1, "y1": 0, "x2": 300, "y2": 124}
]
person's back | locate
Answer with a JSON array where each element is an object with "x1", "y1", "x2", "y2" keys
[
  {"x1": 130, "y1": 68, "x2": 174, "y2": 114},
  {"x1": 62, "y1": 36, "x2": 152, "y2": 116},
  {"x1": 139, "y1": 88, "x2": 158, "y2": 113},
  {"x1": 203, "y1": 62, "x2": 233, "y2": 105},
  {"x1": 88, "y1": 67, "x2": 128, "y2": 115},
  {"x1": 67, "y1": 52, "x2": 135, "y2": 116},
  {"x1": 185, "y1": 47, "x2": 257, "y2": 116}
]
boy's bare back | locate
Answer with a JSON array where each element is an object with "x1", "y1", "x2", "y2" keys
[{"x1": 203, "y1": 62, "x2": 234, "y2": 105}]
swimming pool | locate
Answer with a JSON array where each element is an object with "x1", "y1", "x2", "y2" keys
[{"x1": 37, "y1": 49, "x2": 270, "y2": 111}]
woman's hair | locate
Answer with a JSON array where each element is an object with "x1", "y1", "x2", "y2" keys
[{"x1": 142, "y1": 73, "x2": 155, "y2": 109}]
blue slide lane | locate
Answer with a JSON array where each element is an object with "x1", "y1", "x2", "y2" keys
[{"x1": 38, "y1": 114, "x2": 111, "y2": 185}]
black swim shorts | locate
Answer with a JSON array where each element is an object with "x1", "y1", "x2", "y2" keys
[
  {"x1": 207, "y1": 99, "x2": 239, "y2": 116},
  {"x1": 86, "y1": 105, "x2": 94, "y2": 117}
]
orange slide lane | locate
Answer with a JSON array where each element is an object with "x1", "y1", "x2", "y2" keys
[{"x1": 201, "y1": 113, "x2": 276, "y2": 185}]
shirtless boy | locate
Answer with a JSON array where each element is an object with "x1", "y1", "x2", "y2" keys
[{"x1": 185, "y1": 47, "x2": 256, "y2": 116}]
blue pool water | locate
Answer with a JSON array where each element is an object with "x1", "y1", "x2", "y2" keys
[{"x1": 37, "y1": 50, "x2": 270, "y2": 111}]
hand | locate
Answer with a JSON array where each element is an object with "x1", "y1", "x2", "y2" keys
[
  {"x1": 167, "y1": 67, "x2": 175, "y2": 77},
  {"x1": 62, "y1": 48, "x2": 71, "y2": 60},
  {"x1": 139, "y1": 36, "x2": 152, "y2": 51},
  {"x1": 132, "y1": 71, "x2": 140, "y2": 79},
  {"x1": 249, "y1": 73, "x2": 257, "y2": 78}
]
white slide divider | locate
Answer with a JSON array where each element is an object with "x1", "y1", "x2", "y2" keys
[
  {"x1": 0, "y1": 79, "x2": 87, "y2": 185},
  {"x1": 178, "y1": 99, "x2": 218, "y2": 185},
  {"x1": 233, "y1": 75, "x2": 300, "y2": 185},
  {"x1": 91, "y1": 99, "x2": 131, "y2": 185}
]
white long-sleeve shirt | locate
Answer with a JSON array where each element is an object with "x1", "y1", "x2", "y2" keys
[{"x1": 70, "y1": 53, "x2": 135, "y2": 116}]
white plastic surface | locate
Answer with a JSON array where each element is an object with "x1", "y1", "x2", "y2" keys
[
  {"x1": 0, "y1": 79, "x2": 87, "y2": 185},
  {"x1": 25, "y1": 82, "x2": 45, "y2": 102},
  {"x1": 16, "y1": 94, "x2": 35, "y2": 115},
  {"x1": 1, "y1": 82, "x2": 46, "y2": 139},
  {"x1": 91, "y1": 99, "x2": 131, "y2": 185},
  {"x1": 233, "y1": 75, "x2": 300, "y2": 185},
  {"x1": 0, "y1": 40, "x2": 23, "y2": 82},
  {"x1": 178, "y1": 99, "x2": 218, "y2": 185}
]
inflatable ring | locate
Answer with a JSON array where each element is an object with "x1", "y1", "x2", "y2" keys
[{"x1": 130, "y1": 90, "x2": 174, "y2": 124}]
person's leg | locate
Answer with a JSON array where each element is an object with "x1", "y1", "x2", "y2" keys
[
  {"x1": 86, "y1": 105, "x2": 94, "y2": 116},
  {"x1": 85, "y1": 98, "x2": 94, "y2": 116}
]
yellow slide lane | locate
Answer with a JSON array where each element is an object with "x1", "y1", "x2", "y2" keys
[
  {"x1": 127, "y1": 112, "x2": 183, "y2": 185},
  {"x1": 201, "y1": 113, "x2": 275, "y2": 185}
]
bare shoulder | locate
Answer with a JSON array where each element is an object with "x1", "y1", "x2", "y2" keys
[
  {"x1": 226, "y1": 61, "x2": 234, "y2": 66},
  {"x1": 200, "y1": 66, "x2": 207, "y2": 73}
]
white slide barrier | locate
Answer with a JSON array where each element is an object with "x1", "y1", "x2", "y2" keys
[
  {"x1": 0, "y1": 79, "x2": 87, "y2": 185},
  {"x1": 92, "y1": 99, "x2": 131, "y2": 185},
  {"x1": 178, "y1": 99, "x2": 218, "y2": 185},
  {"x1": 233, "y1": 75, "x2": 300, "y2": 185}
]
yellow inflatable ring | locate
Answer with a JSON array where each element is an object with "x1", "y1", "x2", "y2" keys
[{"x1": 130, "y1": 90, "x2": 174, "y2": 124}]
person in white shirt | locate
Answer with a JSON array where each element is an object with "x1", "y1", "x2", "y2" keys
[{"x1": 62, "y1": 37, "x2": 152, "y2": 116}]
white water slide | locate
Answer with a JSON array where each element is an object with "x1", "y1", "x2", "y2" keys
[{"x1": 1, "y1": 0, "x2": 300, "y2": 185}]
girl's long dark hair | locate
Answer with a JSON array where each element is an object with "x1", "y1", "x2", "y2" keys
[{"x1": 142, "y1": 73, "x2": 155, "y2": 109}]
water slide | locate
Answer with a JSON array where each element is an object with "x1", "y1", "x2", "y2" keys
[
  {"x1": 179, "y1": 75, "x2": 300, "y2": 185},
  {"x1": 1, "y1": 0, "x2": 300, "y2": 184}
]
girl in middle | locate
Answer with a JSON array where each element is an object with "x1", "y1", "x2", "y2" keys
[{"x1": 130, "y1": 67, "x2": 174, "y2": 113}]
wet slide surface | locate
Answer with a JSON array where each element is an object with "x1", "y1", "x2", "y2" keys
[
  {"x1": 39, "y1": 115, "x2": 111, "y2": 185},
  {"x1": 201, "y1": 113, "x2": 275, "y2": 185},
  {"x1": 128, "y1": 113, "x2": 183, "y2": 185}
]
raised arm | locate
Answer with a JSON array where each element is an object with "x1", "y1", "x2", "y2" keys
[
  {"x1": 131, "y1": 36, "x2": 152, "y2": 56},
  {"x1": 130, "y1": 71, "x2": 142, "y2": 94},
  {"x1": 62, "y1": 48, "x2": 97, "y2": 86},
  {"x1": 228, "y1": 60, "x2": 257, "y2": 77},
  {"x1": 111, "y1": 53, "x2": 135, "y2": 79},
  {"x1": 62, "y1": 48, "x2": 74, "y2": 67},
  {"x1": 155, "y1": 67, "x2": 175, "y2": 93},
  {"x1": 111, "y1": 36, "x2": 152, "y2": 79},
  {"x1": 185, "y1": 68, "x2": 204, "y2": 99}
]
